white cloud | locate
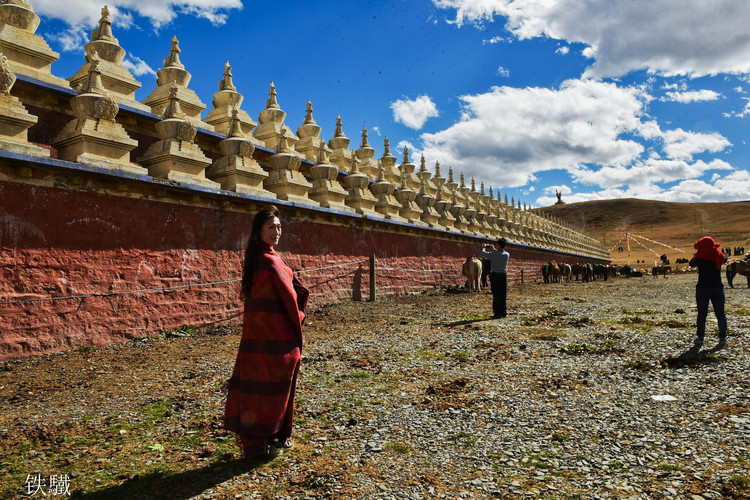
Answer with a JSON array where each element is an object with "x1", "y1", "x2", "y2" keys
[
  {"x1": 122, "y1": 55, "x2": 157, "y2": 78},
  {"x1": 419, "y1": 79, "x2": 650, "y2": 188},
  {"x1": 482, "y1": 36, "x2": 504, "y2": 45},
  {"x1": 34, "y1": 0, "x2": 243, "y2": 28},
  {"x1": 556, "y1": 46, "x2": 569, "y2": 55},
  {"x1": 724, "y1": 97, "x2": 750, "y2": 118},
  {"x1": 432, "y1": 0, "x2": 750, "y2": 78},
  {"x1": 536, "y1": 169, "x2": 750, "y2": 205},
  {"x1": 569, "y1": 158, "x2": 732, "y2": 189},
  {"x1": 497, "y1": 66, "x2": 509, "y2": 77},
  {"x1": 45, "y1": 25, "x2": 89, "y2": 53},
  {"x1": 391, "y1": 95, "x2": 439, "y2": 130},
  {"x1": 372, "y1": 126, "x2": 382, "y2": 136},
  {"x1": 661, "y1": 129, "x2": 730, "y2": 161},
  {"x1": 661, "y1": 89, "x2": 721, "y2": 103}
]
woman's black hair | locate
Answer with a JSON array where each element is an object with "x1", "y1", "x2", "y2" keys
[{"x1": 241, "y1": 205, "x2": 281, "y2": 299}]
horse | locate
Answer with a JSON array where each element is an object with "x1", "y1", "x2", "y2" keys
[
  {"x1": 571, "y1": 263, "x2": 584, "y2": 282},
  {"x1": 480, "y1": 258, "x2": 491, "y2": 288},
  {"x1": 547, "y1": 260, "x2": 560, "y2": 283},
  {"x1": 726, "y1": 260, "x2": 750, "y2": 288},
  {"x1": 652, "y1": 265, "x2": 671, "y2": 278},
  {"x1": 559, "y1": 263, "x2": 572, "y2": 283},
  {"x1": 462, "y1": 257, "x2": 483, "y2": 292}
]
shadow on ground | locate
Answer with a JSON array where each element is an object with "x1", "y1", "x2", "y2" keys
[
  {"x1": 77, "y1": 456, "x2": 265, "y2": 499},
  {"x1": 442, "y1": 317, "x2": 496, "y2": 327},
  {"x1": 660, "y1": 342, "x2": 727, "y2": 368}
]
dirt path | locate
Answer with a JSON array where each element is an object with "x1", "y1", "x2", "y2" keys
[{"x1": 1, "y1": 273, "x2": 749, "y2": 499}]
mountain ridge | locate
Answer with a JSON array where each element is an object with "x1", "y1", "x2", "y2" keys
[{"x1": 536, "y1": 198, "x2": 750, "y2": 265}]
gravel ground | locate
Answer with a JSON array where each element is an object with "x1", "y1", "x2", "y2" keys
[{"x1": 1, "y1": 273, "x2": 749, "y2": 499}]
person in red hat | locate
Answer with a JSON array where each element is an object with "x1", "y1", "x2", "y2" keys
[{"x1": 688, "y1": 236, "x2": 728, "y2": 350}]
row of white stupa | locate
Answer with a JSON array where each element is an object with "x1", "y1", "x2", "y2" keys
[{"x1": 0, "y1": 1, "x2": 607, "y2": 258}]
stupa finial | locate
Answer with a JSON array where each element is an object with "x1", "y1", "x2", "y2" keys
[
  {"x1": 219, "y1": 61, "x2": 236, "y2": 92},
  {"x1": 266, "y1": 82, "x2": 279, "y2": 109},
  {"x1": 163, "y1": 36, "x2": 184, "y2": 69},
  {"x1": 334, "y1": 114, "x2": 344, "y2": 137},
  {"x1": 91, "y1": 5, "x2": 115, "y2": 41},
  {"x1": 361, "y1": 126, "x2": 370, "y2": 148},
  {"x1": 304, "y1": 100, "x2": 315, "y2": 124}
]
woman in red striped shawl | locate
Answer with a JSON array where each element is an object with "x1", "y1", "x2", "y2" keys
[{"x1": 224, "y1": 205, "x2": 309, "y2": 458}]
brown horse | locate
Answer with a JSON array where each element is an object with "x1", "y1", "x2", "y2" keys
[
  {"x1": 726, "y1": 260, "x2": 750, "y2": 288},
  {"x1": 652, "y1": 265, "x2": 670, "y2": 278}
]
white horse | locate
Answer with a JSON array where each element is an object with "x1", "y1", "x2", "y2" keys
[{"x1": 462, "y1": 257, "x2": 483, "y2": 292}]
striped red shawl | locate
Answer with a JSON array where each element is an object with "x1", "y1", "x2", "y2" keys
[{"x1": 224, "y1": 246, "x2": 309, "y2": 439}]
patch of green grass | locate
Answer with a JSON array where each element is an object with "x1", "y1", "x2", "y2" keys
[
  {"x1": 415, "y1": 348, "x2": 446, "y2": 361},
  {"x1": 600, "y1": 338, "x2": 619, "y2": 348},
  {"x1": 728, "y1": 329, "x2": 745, "y2": 338},
  {"x1": 621, "y1": 315, "x2": 655, "y2": 325},
  {"x1": 454, "y1": 350, "x2": 471, "y2": 362},
  {"x1": 140, "y1": 400, "x2": 173, "y2": 420},
  {"x1": 520, "y1": 453, "x2": 552, "y2": 469},
  {"x1": 730, "y1": 475, "x2": 749, "y2": 489},
  {"x1": 610, "y1": 460, "x2": 624, "y2": 470},
  {"x1": 625, "y1": 360, "x2": 651, "y2": 370},
  {"x1": 658, "y1": 462, "x2": 685, "y2": 472},
  {"x1": 161, "y1": 325, "x2": 197, "y2": 338},
  {"x1": 729, "y1": 307, "x2": 750, "y2": 317},
  {"x1": 147, "y1": 443, "x2": 165, "y2": 453},
  {"x1": 562, "y1": 343, "x2": 595, "y2": 355},
  {"x1": 569, "y1": 316, "x2": 593, "y2": 327},
  {"x1": 448, "y1": 431, "x2": 476, "y2": 446},
  {"x1": 543, "y1": 307, "x2": 567, "y2": 318},
  {"x1": 551, "y1": 433, "x2": 569, "y2": 442},
  {"x1": 384, "y1": 441, "x2": 410, "y2": 454},
  {"x1": 346, "y1": 370, "x2": 370, "y2": 380}
]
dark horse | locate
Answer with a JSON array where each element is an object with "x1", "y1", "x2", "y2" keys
[{"x1": 726, "y1": 260, "x2": 750, "y2": 288}]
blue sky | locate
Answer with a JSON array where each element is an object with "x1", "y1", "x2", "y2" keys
[{"x1": 31, "y1": 0, "x2": 750, "y2": 207}]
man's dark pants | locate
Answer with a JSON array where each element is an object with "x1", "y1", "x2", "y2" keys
[{"x1": 490, "y1": 272, "x2": 507, "y2": 318}]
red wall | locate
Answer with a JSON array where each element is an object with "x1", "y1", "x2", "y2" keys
[
  {"x1": 0, "y1": 180, "x2": 472, "y2": 359},
  {"x1": 0, "y1": 180, "x2": 602, "y2": 360}
]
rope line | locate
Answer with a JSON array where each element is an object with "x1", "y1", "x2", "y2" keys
[
  {"x1": 294, "y1": 259, "x2": 369, "y2": 274},
  {"x1": 377, "y1": 265, "x2": 462, "y2": 276}
]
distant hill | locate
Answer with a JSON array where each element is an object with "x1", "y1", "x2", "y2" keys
[{"x1": 536, "y1": 199, "x2": 750, "y2": 266}]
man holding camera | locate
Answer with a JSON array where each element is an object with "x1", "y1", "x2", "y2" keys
[{"x1": 481, "y1": 238, "x2": 510, "y2": 318}]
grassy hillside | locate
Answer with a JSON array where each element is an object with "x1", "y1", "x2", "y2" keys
[{"x1": 536, "y1": 199, "x2": 750, "y2": 266}]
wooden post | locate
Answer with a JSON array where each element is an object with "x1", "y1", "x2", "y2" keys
[
  {"x1": 521, "y1": 268, "x2": 524, "y2": 284},
  {"x1": 369, "y1": 254, "x2": 376, "y2": 302}
]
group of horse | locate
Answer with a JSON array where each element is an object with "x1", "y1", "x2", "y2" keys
[
  {"x1": 462, "y1": 256, "x2": 750, "y2": 291},
  {"x1": 541, "y1": 262, "x2": 617, "y2": 283}
]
